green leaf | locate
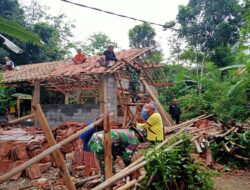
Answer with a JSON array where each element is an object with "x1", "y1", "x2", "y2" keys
[
  {"x1": 219, "y1": 64, "x2": 244, "y2": 71},
  {"x1": 0, "y1": 17, "x2": 42, "y2": 46},
  {"x1": 227, "y1": 78, "x2": 245, "y2": 96}
]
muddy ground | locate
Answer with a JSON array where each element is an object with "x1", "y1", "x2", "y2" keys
[{"x1": 214, "y1": 169, "x2": 250, "y2": 190}]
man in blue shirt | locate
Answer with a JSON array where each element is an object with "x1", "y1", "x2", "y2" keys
[{"x1": 103, "y1": 45, "x2": 119, "y2": 67}]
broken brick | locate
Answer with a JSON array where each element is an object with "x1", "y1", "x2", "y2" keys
[
  {"x1": 38, "y1": 162, "x2": 51, "y2": 173},
  {"x1": 10, "y1": 143, "x2": 29, "y2": 160},
  {"x1": 0, "y1": 160, "x2": 14, "y2": 175},
  {"x1": 10, "y1": 160, "x2": 27, "y2": 180},
  {"x1": 26, "y1": 163, "x2": 41, "y2": 179},
  {"x1": 0, "y1": 142, "x2": 13, "y2": 160}
]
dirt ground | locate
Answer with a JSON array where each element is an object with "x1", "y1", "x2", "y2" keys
[{"x1": 214, "y1": 170, "x2": 250, "y2": 190}]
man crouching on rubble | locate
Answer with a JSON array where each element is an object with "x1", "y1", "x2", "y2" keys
[{"x1": 87, "y1": 127, "x2": 146, "y2": 181}]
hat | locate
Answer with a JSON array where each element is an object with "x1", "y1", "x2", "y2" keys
[
  {"x1": 130, "y1": 127, "x2": 146, "y2": 142},
  {"x1": 143, "y1": 93, "x2": 150, "y2": 99}
]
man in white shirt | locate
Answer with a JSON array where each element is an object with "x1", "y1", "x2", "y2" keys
[{"x1": 4, "y1": 56, "x2": 15, "y2": 70}]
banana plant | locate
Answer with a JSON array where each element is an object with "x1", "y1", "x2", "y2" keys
[{"x1": 0, "y1": 17, "x2": 42, "y2": 46}]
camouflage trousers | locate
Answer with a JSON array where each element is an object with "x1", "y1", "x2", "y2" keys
[
  {"x1": 89, "y1": 143, "x2": 131, "y2": 177},
  {"x1": 128, "y1": 81, "x2": 140, "y2": 102}
]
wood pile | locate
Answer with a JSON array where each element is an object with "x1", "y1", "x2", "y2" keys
[{"x1": 190, "y1": 118, "x2": 250, "y2": 167}]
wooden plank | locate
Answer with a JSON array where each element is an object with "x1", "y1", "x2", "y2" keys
[
  {"x1": 33, "y1": 80, "x2": 40, "y2": 105},
  {"x1": 32, "y1": 80, "x2": 40, "y2": 125},
  {"x1": 33, "y1": 104, "x2": 76, "y2": 190},
  {"x1": 100, "y1": 75, "x2": 113, "y2": 185},
  {"x1": 122, "y1": 106, "x2": 128, "y2": 128},
  {"x1": 17, "y1": 97, "x2": 20, "y2": 118},
  {"x1": 65, "y1": 92, "x2": 69, "y2": 104},
  {"x1": 104, "y1": 114, "x2": 112, "y2": 182},
  {"x1": 8, "y1": 114, "x2": 36, "y2": 124}
]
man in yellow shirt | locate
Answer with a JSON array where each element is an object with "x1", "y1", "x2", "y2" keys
[{"x1": 137, "y1": 103, "x2": 164, "y2": 142}]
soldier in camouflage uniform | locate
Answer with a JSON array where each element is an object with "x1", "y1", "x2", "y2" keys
[
  {"x1": 88, "y1": 128, "x2": 145, "y2": 179},
  {"x1": 125, "y1": 62, "x2": 141, "y2": 103}
]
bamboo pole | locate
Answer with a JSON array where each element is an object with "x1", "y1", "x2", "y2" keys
[
  {"x1": 8, "y1": 114, "x2": 36, "y2": 124},
  {"x1": 116, "y1": 175, "x2": 146, "y2": 190},
  {"x1": 33, "y1": 104, "x2": 76, "y2": 190},
  {"x1": 140, "y1": 79, "x2": 175, "y2": 127},
  {"x1": 94, "y1": 161, "x2": 146, "y2": 190},
  {"x1": 165, "y1": 114, "x2": 210, "y2": 133},
  {"x1": 0, "y1": 117, "x2": 103, "y2": 184}
]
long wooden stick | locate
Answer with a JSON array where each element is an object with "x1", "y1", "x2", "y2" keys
[
  {"x1": 33, "y1": 104, "x2": 76, "y2": 190},
  {"x1": 0, "y1": 117, "x2": 103, "y2": 183},
  {"x1": 165, "y1": 114, "x2": 210, "y2": 133},
  {"x1": 116, "y1": 175, "x2": 146, "y2": 190},
  {"x1": 104, "y1": 114, "x2": 112, "y2": 181},
  {"x1": 8, "y1": 114, "x2": 36, "y2": 124}
]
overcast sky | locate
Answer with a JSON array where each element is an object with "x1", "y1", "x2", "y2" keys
[{"x1": 20, "y1": 0, "x2": 188, "y2": 59}]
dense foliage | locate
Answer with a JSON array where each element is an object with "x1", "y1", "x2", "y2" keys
[
  {"x1": 81, "y1": 32, "x2": 117, "y2": 55},
  {"x1": 0, "y1": 0, "x2": 75, "y2": 65},
  {"x1": 161, "y1": 0, "x2": 250, "y2": 122},
  {"x1": 143, "y1": 136, "x2": 214, "y2": 190}
]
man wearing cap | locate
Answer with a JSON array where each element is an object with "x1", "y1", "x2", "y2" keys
[
  {"x1": 169, "y1": 99, "x2": 181, "y2": 124},
  {"x1": 88, "y1": 127, "x2": 146, "y2": 180},
  {"x1": 141, "y1": 93, "x2": 158, "y2": 121},
  {"x1": 137, "y1": 103, "x2": 164, "y2": 142}
]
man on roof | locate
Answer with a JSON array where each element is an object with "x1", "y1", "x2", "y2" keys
[
  {"x1": 3, "y1": 56, "x2": 15, "y2": 70},
  {"x1": 72, "y1": 49, "x2": 87, "y2": 64},
  {"x1": 103, "y1": 45, "x2": 119, "y2": 67}
]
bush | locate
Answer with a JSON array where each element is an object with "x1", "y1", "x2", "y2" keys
[{"x1": 142, "y1": 137, "x2": 214, "y2": 190}]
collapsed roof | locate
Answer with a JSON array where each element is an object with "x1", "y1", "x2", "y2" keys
[{"x1": 2, "y1": 48, "x2": 172, "y2": 97}]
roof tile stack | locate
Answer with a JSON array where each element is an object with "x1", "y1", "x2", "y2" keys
[{"x1": 0, "y1": 121, "x2": 121, "y2": 181}]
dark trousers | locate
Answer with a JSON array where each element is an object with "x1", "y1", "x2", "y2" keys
[{"x1": 171, "y1": 115, "x2": 180, "y2": 124}]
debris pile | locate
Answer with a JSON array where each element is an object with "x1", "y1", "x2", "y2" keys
[
  {"x1": 191, "y1": 119, "x2": 250, "y2": 168},
  {"x1": 0, "y1": 122, "x2": 100, "y2": 182},
  {"x1": 0, "y1": 127, "x2": 47, "y2": 180},
  {"x1": 0, "y1": 120, "x2": 122, "y2": 190}
]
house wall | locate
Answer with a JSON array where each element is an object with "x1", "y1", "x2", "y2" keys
[
  {"x1": 41, "y1": 104, "x2": 100, "y2": 128},
  {"x1": 41, "y1": 77, "x2": 158, "y2": 128},
  {"x1": 105, "y1": 75, "x2": 118, "y2": 120}
]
